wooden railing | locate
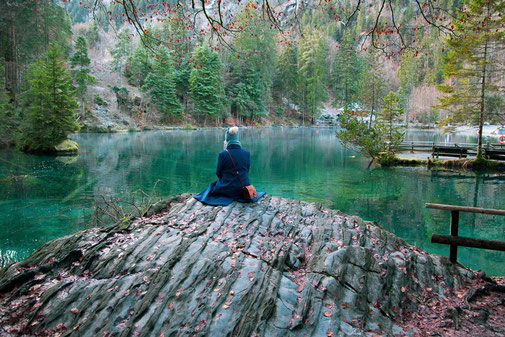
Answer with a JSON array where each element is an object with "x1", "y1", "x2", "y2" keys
[
  {"x1": 426, "y1": 203, "x2": 505, "y2": 263},
  {"x1": 395, "y1": 142, "x2": 505, "y2": 160}
]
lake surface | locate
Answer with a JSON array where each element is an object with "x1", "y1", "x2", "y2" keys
[{"x1": 1, "y1": 128, "x2": 504, "y2": 275}]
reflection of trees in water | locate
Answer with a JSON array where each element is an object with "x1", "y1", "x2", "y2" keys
[{"x1": 2, "y1": 128, "x2": 505, "y2": 272}]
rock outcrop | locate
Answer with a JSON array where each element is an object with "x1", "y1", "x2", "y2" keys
[
  {"x1": 53, "y1": 139, "x2": 79, "y2": 154},
  {"x1": 0, "y1": 194, "x2": 473, "y2": 336}
]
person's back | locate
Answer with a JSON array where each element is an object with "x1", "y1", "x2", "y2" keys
[
  {"x1": 194, "y1": 127, "x2": 264, "y2": 206},
  {"x1": 215, "y1": 144, "x2": 250, "y2": 199}
]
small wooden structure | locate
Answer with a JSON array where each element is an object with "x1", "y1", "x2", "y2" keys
[
  {"x1": 431, "y1": 145, "x2": 469, "y2": 158},
  {"x1": 426, "y1": 203, "x2": 505, "y2": 263},
  {"x1": 484, "y1": 148, "x2": 505, "y2": 161},
  {"x1": 394, "y1": 141, "x2": 505, "y2": 161}
]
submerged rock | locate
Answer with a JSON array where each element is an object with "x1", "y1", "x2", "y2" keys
[
  {"x1": 53, "y1": 139, "x2": 78, "y2": 154},
  {"x1": 0, "y1": 194, "x2": 472, "y2": 336}
]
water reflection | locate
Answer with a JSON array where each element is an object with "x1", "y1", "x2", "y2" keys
[{"x1": 0, "y1": 128, "x2": 504, "y2": 275}]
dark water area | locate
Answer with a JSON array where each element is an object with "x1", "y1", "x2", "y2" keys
[{"x1": 0, "y1": 128, "x2": 504, "y2": 275}]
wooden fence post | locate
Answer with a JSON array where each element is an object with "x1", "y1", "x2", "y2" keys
[{"x1": 449, "y1": 210, "x2": 459, "y2": 263}]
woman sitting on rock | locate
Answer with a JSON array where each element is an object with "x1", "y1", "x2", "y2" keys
[{"x1": 194, "y1": 126, "x2": 265, "y2": 206}]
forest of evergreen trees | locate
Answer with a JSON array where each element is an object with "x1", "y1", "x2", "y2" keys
[{"x1": 0, "y1": 0, "x2": 504, "y2": 152}]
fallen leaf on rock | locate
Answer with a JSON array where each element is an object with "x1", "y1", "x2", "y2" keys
[
  {"x1": 56, "y1": 323, "x2": 67, "y2": 331},
  {"x1": 326, "y1": 331, "x2": 333, "y2": 337},
  {"x1": 175, "y1": 288, "x2": 182, "y2": 297},
  {"x1": 323, "y1": 311, "x2": 332, "y2": 317},
  {"x1": 70, "y1": 308, "x2": 78, "y2": 314},
  {"x1": 341, "y1": 303, "x2": 349, "y2": 309}
]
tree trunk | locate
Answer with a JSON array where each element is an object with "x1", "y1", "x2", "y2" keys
[{"x1": 477, "y1": 37, "x2": 488, "y2": 159}]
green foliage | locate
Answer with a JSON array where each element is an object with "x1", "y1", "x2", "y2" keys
[
  {"x1": 337, "y1": 91, "x2": 405, "y2": 161},
  {"x1": 275, "y1": 43, "x2": 299, "y2": 103},
  {"x1": 189, "y1": 45, "x2": 225, "y2": 121},
  {"x1": 63, "y1": 0, "x2": 89, "y2": 24},
  {"x1": 435, "y1": 0, "x2": 505, "y2": 157},
  {"x1": 377, "y1": 91, "x2": 405, "y2": 153},
  {"x1": 142, "y1": 49, "x2": 182, "y2": 119},
  {"x1": 227, "y1": 65, "x2": 264, "y2": 119},
  {"x1": 93, "y1": 94, "x2": 106, "y2": 106},
  {"x1": 331, "y1": 31, "x2": 364, "y2": 108},
  {"x1": 485, "y1": 93, "x2": 505, "y2": 124},
  {"x1": 173, "y1": 63, "x2": 191, "y2": 103},
  {"x1": 110, "y1": 85, "x2": 129, "y2": 105},
  {"x1": 70, "y1": 36, "x2": 95, "y2": 111},
  {"x1": 398, "y1": 50, "x2": 420, "y2": 98},
  {"x1": 17, "y1": 44, "x2": 79, "y2": 152},
  {"x1": 226, "y1": 6, "x2": 276, "y2": 120},
  {"x1": 0, "y1": 0, "x2": 72, "y2": 100},
  {"x1": 87, "y1": 20, "x2": 101, "y2": 46},
  {"x1": 126, "y1": 41, "x2": 151, "y2": 87},
  {"x1": 298, "y1": 28, "x2": 328, "y2": 123},
  {"x1": 376, "y1": 152, "x2": 398, "y2": 166},
  {"x1": 360, "y1": 49, "x2": 388, "y2": 126},
  {"x1": 0, "y1": 60, "x2": 17, "y2": 147},
  {"x1": 111, "y1": 27, "x2": 132, "y2": 76},
  {"x1": 336, "y1": 112, "x2": 385, "y2": 159}
]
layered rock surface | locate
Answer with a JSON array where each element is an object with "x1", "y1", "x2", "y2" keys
[{"x1": 0, "y1": 194, "x2": 473, "y2": 336}]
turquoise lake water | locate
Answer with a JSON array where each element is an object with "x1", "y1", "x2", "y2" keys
[{"x1": 0, "y1": 127, "x2": 504, "y2": 275}]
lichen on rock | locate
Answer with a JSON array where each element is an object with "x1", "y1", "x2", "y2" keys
[
  {"x1": 53, "y1": 139, "x2": 79, "y2": 154},
  {"x1": 0, "y1": 194, "x2": 474, "y2": 336}
]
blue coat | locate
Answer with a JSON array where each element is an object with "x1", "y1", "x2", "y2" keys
[{"x1": 194, "y1": 144, "x2": 265, "y2": 206}]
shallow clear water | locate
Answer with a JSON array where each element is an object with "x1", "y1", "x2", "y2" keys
[{"x1": 0, "y1": 128, "x2": 504, "y2": 275}]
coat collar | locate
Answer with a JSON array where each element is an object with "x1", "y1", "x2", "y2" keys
[{"x1": 227, "y1": 144, "x2": 241, "y2": 150}]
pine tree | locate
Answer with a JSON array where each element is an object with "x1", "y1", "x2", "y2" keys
[
  {"x1": 398, "y1": 50, "x2": 420, "y2": 122},
  {"x1": 126, "y1": 41, "x2": 151, "y2": 87},
  {"x1": 298, "y1": 28, "x2": 328, "y2": 124},
  {"x1": 18, "y1": 44, "x2": 79, "y2": 152},
  {"x1": 275, "y1": 43, "x2": 299, "y2": 104},
  {"x1": 361, "y1": 49, "x2": 388, "y2": 127},
  {"x1": 0, "y1": 0, "x2": 72, "y2": 102},
  {"x1": 336, "y1": 91, "x2": 405, "y2": 162},
  {"x1": 226, "y1": 5, "x2": 276, "y2": 121},
  {"x1": 156, "y1": 15, "x2": 193, "y2": 109},
  {"x1": 189, "y1": 45, "x2": 225, "y2": 124},
  {"x1": 331, "y1": 31, "x2": 364, "y2": 108},
  {"x1": 87, "y1": 20, "x2": 100, "y2": 46},
  {"x1": 435, "y1": 0, "x2": 505, "y2": 158},
  {"x1": 377, "y1": 91, "x2": 405, "y2": 153},
  {"x1": 227, "y1": 62, "x2": 264, "y2": 120},
  {"x1": 142, "y1": 49, "x2": 182, "y2": 120},
  {"x1": 111, "y1": 27, "x2": 132, "y2": 81},
  {"x1": 0, "y1": 60, "x2": 16, "y2": 147},
  {"x1": 70, "y1": 35, "x2": 95, "y2": 115}
]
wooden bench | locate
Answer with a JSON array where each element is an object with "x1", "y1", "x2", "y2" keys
[
  {"x1": 484, "y1": 148, "x2": 505, "y2": 161},
  {"x1": 432, "y1": 145, "x2": 468, "y2": 158}
]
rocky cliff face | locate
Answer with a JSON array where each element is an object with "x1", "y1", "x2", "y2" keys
[{"x1": 0, "y1": 194, "x2": 473, "y2": 336}]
